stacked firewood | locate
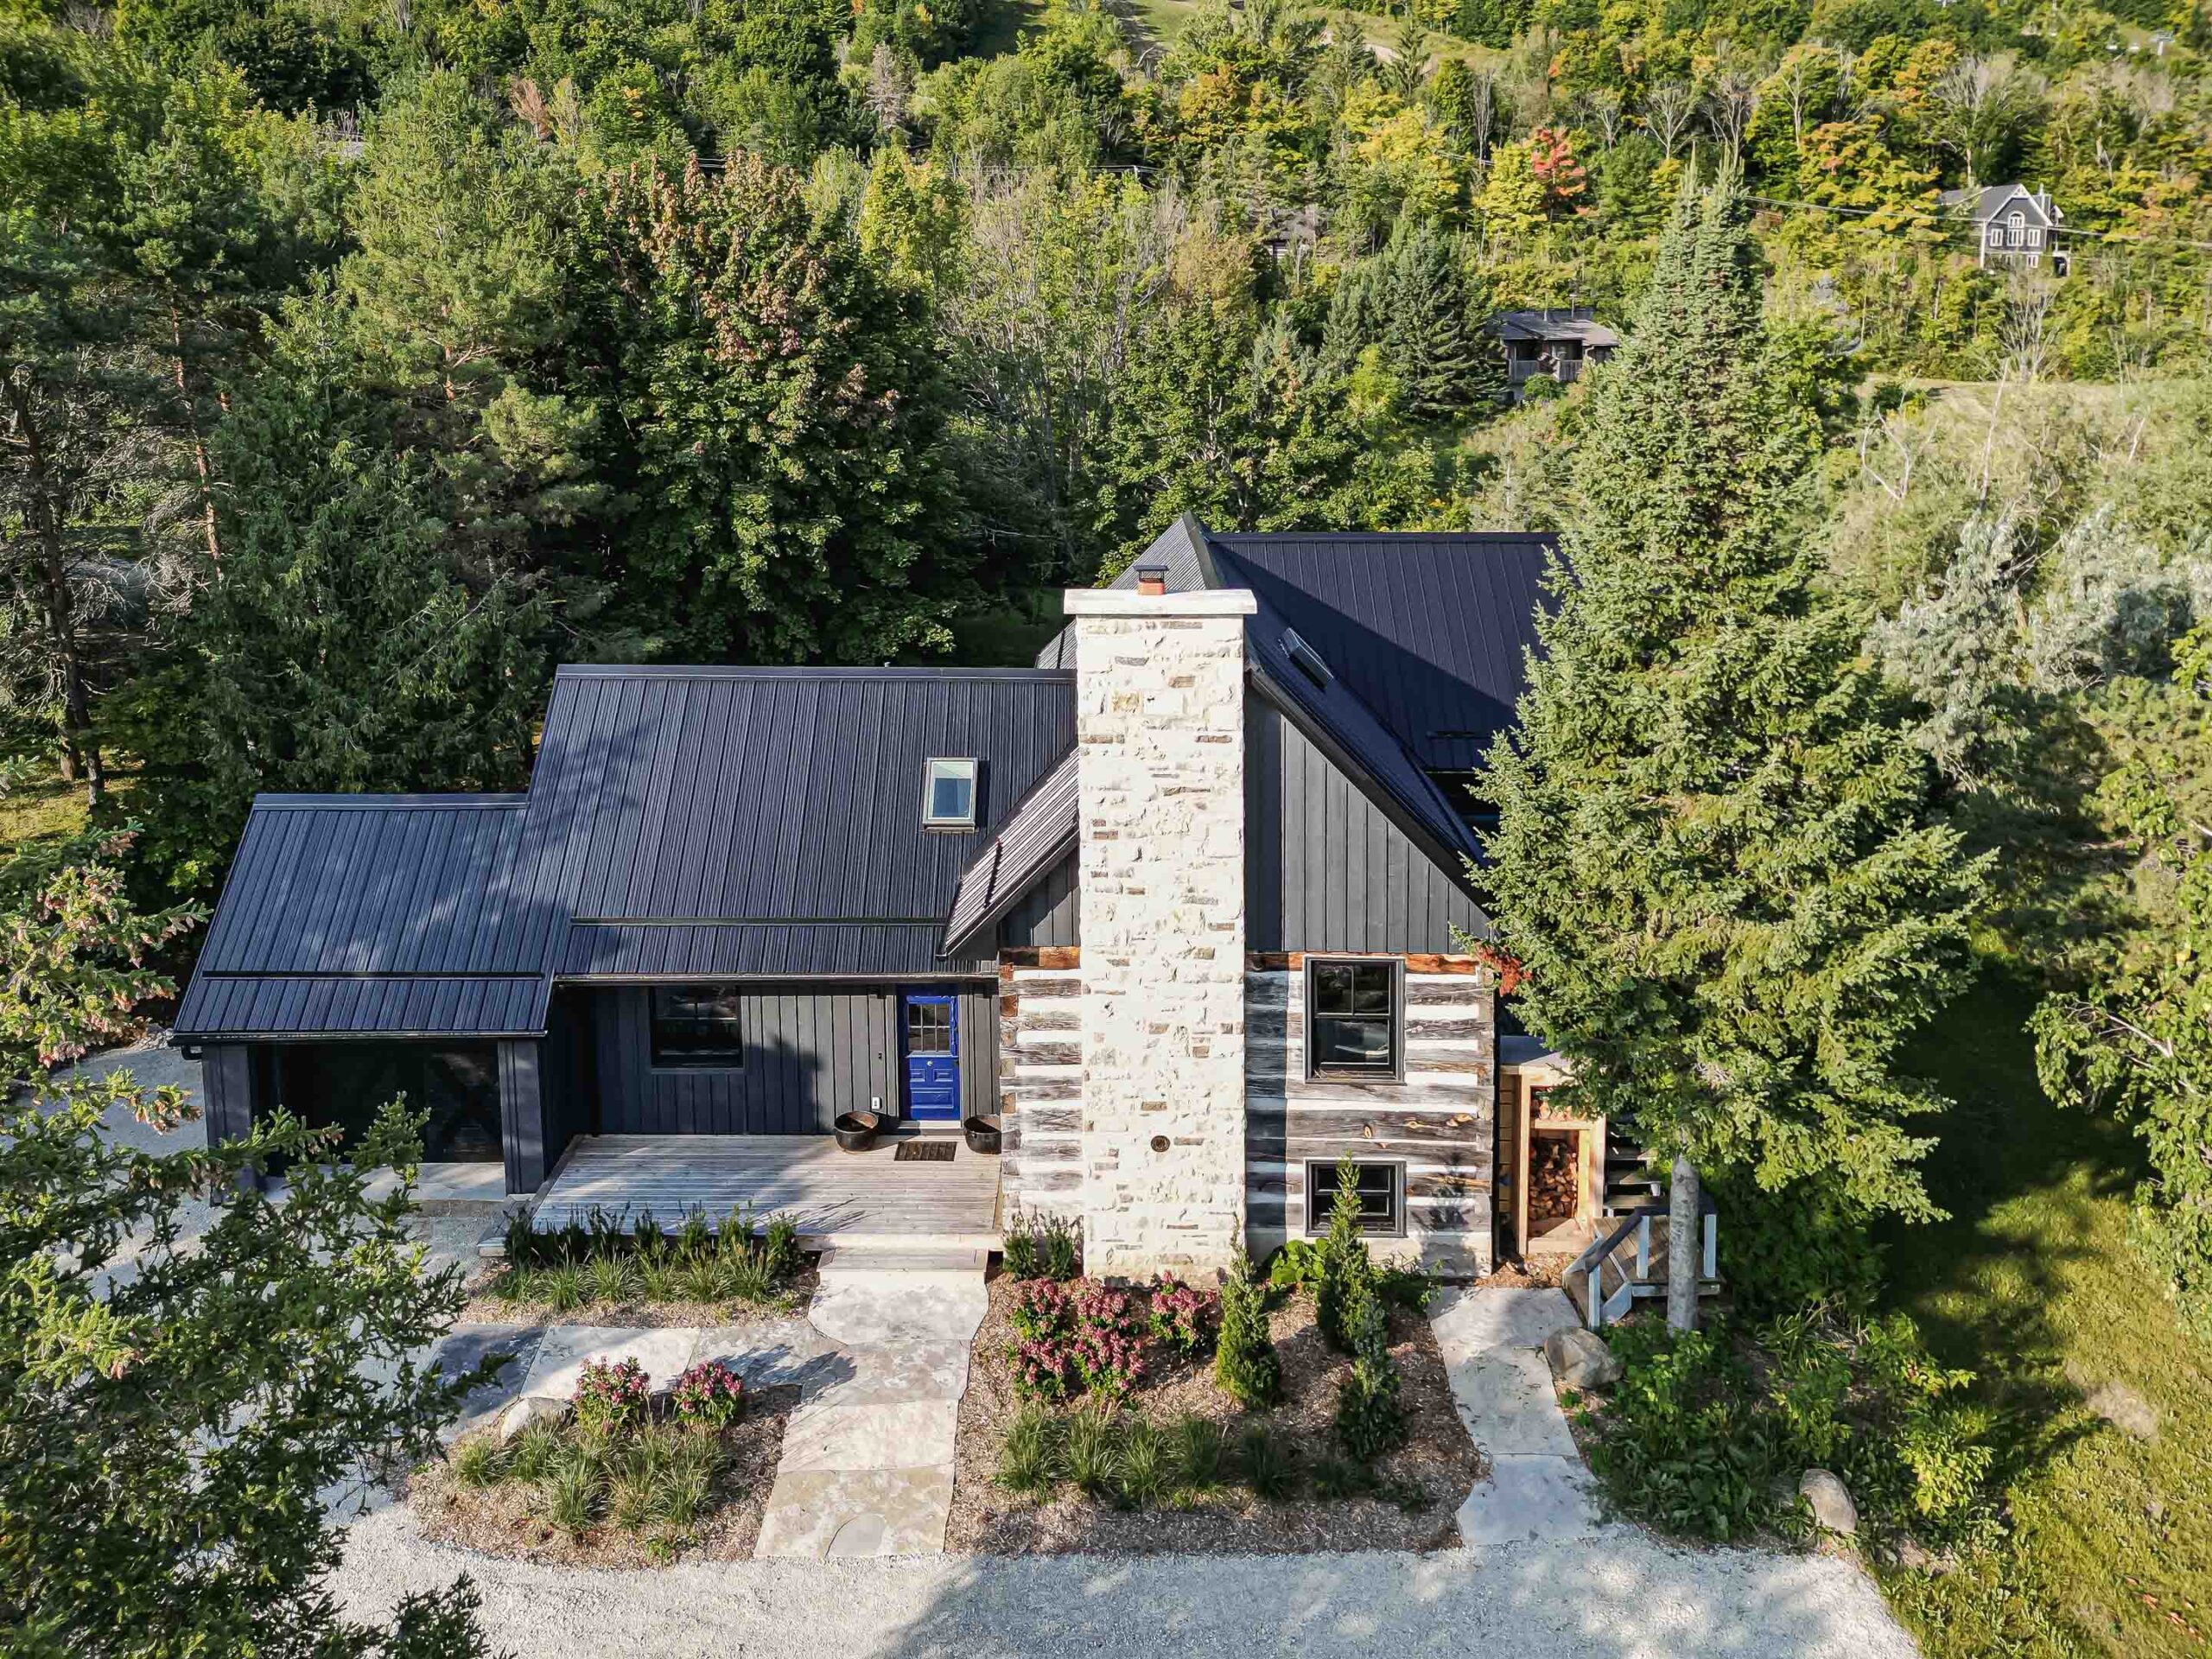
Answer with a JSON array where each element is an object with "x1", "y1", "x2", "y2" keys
[{"x1": 1529, "y1": 1136, "x2": 1580, "y2": 1220}]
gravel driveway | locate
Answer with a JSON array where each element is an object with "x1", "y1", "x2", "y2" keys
[{"x1": 333, "y1": 1503, "x2": 1916, "y2": 1658}]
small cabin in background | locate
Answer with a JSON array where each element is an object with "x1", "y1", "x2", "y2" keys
[
  {"x1": 1488, "y1": 306, "x2": 1621, "y2": 401},
  {"x1": 1942, "y1": 184, "x2": 2069, "y2": 276}
]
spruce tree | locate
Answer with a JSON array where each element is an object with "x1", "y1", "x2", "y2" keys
[
  {"x1": 1476, "y1": 175, "x2": 1988, "y2": 1320},
  {"x1": 1379, "y1": 223, "x2": 1485, "y2": 423}
]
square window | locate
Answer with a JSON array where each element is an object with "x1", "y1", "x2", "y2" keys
[
  {"x1": 906, "y1": 1000, "x2": 952, "y2": 1052},
  {"x1": 922, "y1": 758, "x2": 978, "y2": 828},
  {"x1": 1307, "y1": 958, "x2": 1401, "y2": 1076},
  {"x1": 651, "y1": 985, "x2": 745, "y2": 1067},
  {"x1": 1306, "y1": 1159, "x2": 1405, "y2": 1236}
]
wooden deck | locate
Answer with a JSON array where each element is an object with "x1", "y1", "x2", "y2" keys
[{"x1": 532, "y1": 1135, "x2": 1002, "y2": 1250}]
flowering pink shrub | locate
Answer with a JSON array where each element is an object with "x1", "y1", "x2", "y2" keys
[
  {"x1": 1007, "y1": 1279, "x2": 1161, "y2": 1401},
  {"x1": 1147, "y1": 1275, "x2": 1221, "y2": 1359},
  {"x1": 671, "y1": 1359, "x2": 745, "y2": 1428},
  {"x1": 574, "y1": 1357, "x2": 652, "y2": 1431}
]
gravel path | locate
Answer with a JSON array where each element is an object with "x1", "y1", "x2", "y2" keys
[{"x1": 332, "y1": 1505, "x2": 1916, "y2": 1657}]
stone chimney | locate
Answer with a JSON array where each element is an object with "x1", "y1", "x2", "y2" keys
[{"x1": 1065, "y1": 585, "x2": 1257, "y2": 1278}]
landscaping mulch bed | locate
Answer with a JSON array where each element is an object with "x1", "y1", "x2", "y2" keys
[
  {"x1": 410, "y1": 1383, "x2": 800, "y2": 1567},
  {"x1": 455, "y1": 1257, "x2": 820, "y2": 1329},
  {"x1": 945, "y1": 1274, "x2": 1483, "y2": 1556}
]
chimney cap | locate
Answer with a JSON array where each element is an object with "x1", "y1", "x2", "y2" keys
[{"x1": 1134, "y1": 564, "x2": 1169, "y2": 595}]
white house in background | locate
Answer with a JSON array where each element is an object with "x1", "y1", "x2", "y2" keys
[{"x1": 1942, "y1": 184, "x2": 2069, "y2": 276}]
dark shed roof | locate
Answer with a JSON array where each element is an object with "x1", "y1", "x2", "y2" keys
[
  {"x1": 524, "y1": 667, "x2": 1073, "y2": 938},
  {"x1": 175, "y1": 796, "x2": 558, "y2": 1039},
  {"x1": 941, "y1": 752, "x2": 1078, "y2": 955},
  {"x1": 175, "y1": 974, "x2": 549, "y2": 1039}
]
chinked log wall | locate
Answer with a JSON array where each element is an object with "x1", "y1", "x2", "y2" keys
[
  {"x1": 999, "y1": 947, "x2": 1084, "y2": 1218},
  {"x1": 1004, "y1": 946, "x2": 1495, "y2": 1273},
  {"x1": 1245, "y1": 953, "x2": 1496, "y2": 1275}
]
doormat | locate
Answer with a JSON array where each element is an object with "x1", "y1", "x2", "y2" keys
[{"x1": 894, "y1": 1141, "x2": 956, "y2": 1162}]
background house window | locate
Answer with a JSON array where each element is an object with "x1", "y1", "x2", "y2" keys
[
  {"x1": 923, "y1": 758, "x2": 978, "y2": 827},
  {"x1": 1306, "y1": 957, "x2": 1400, "y2": 1075},
  {"x1": 651, "y1": 985, "x2": 745, "y2": 1066},
  {"x1": 1306, "y1": 1159, "x2": 1406, "y2": 1236}
]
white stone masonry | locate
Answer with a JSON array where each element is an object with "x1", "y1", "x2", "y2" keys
[{"x1": 1066, "y1": 587, "x2": 1257, "y2": 1278}]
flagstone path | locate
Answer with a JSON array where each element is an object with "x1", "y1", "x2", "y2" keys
[{"x1": 1430, "y1": 1286, "x2": 1618, "y2": 1547}]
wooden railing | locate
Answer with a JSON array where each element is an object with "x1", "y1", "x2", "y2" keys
[{"x1": 1566, "y1": 1194, "x2": 1719, "y2": 1329}]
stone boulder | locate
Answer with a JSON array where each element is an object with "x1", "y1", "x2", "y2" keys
[
  {"x1": 498, "y1": 1395, "x2": 571, "y2": 1442},
  {"x1": 1799, "y1": 1468, "x2": 1858, "y2": 1535},
  {"x1": 1544, "y1": 1325, "x2": 1624, "y2": 1389}
]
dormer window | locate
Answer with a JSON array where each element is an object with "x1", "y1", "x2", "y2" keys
[{"x1": 923, "y1": 758, "x2": 978, "y2": 828}]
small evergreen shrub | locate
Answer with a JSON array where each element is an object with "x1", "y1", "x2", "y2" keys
[
  {"x1": 671, "y1": 1360, "x2": 745, "y2": 1429},
  {"x1": 573, "y1": 1357, "x2": 652, "y2": 1433},
  {"x1": 1001, "y1": 1208, "x2": 1081, "y2": 1281},
  {"x1": 762, "y1": 1213, "x2": 803, "y2": 1280},
  {"x1": 1213, "y1": 1254, "x2": 1281, "y2": 1408},
  {"x1": 1315, "y1": 1153, "x2": 1377, "y2": 1352},
  {"x1": 1333, "y1": 1284, "x2": 1407, "y2": 1462}
]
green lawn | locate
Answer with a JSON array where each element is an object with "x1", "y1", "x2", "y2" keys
[
  {"x1": 0, "y1": 768, "x2": 95, "y2": 851},
  {"x1": 1877, "y1": 967, "x2": 2212, "y2": 1656}
]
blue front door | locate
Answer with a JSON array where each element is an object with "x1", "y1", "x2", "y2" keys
[{"x1": 902, "y1": 994, "x2": 960, "y2": 1122}]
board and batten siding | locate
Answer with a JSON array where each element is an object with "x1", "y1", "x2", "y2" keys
[
  {"x1": 1244, "y1": 695, "x2": 1485, "y2": 953},
  {"x1": 1244, "y1": 955, "x2": 1496, "y2": 1274},
  {"x1": 581, "y1": 982, "x2": 996, "y2": 1135},
  {"x1": 997, "y1": 948, "x2": 1083, "y2": 1217},
  {"x1": 997, "y1": 851, "x2": 1079, "y2": 949}
]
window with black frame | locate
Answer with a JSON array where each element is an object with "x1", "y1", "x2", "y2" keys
[
  {"x1": 1306, "y1": 958, "x2": 1400, "y2": 1076},
  {"x1": 1306, "y1": 1159, "x2": 1405, "y2": 1236},
  {"x1": 650, "y1": 985, "x2": 746, "y2": 1067}
]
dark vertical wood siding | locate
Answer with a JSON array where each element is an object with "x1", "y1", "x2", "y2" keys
[
  {"x1": 498, "y1": 1039, "x2": 546, "y2": 1195},
  {"x1": 1244, "y1": 695, "x2": 1484, "y2": 954},
  {"x1": 201, "y1": 1044, "x2": 256, "y2": 1146},
  {"x1": 997, "y1": 853, "x2": 1079, "y2": 948},
  {"x1": 581, "y1": 982, "x2": 997, "y2": 1134}
]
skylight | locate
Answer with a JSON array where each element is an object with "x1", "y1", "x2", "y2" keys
[
  {"x1": 923, "y1": 758, "x2": 978, "y2": 828},
  {"x1": 1283, "y1": 628, "x2": 1334, "y2": 689}
]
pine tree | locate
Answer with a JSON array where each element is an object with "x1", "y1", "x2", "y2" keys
[{"x1": 1476, "y1": 175, "x2": 1989, "y2": 1320}]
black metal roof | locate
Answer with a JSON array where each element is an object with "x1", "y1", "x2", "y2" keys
[
  {"x1": 175, "y1": 796, "x2": 559, "y2": 1040},
  {"x1": 524, "y1": 666, "x2": 1072, "y2": 929},
  {"x1": 181, "y1": 524, "x2": 1545, "y2": 1041},
  {"x1": 1211, "y1": 532, "x2": 1551, "y2": 772}
]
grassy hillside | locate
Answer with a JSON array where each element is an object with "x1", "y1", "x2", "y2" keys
[{"x1": 1879, "y1": 968, "x2": 2212, "y2": 1656}]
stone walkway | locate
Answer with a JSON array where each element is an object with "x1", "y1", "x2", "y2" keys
[
  {"x1": 753, "y1": 1249, "x2": 989, "y2": 1560},
  {"x1": 1431, "y1": 1286, "x2": 1615, "y2": 1547}
]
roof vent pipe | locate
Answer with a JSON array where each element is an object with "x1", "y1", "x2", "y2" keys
[{"x1": 1135, "y1": 565, "x2": 1168, "y2": 595}]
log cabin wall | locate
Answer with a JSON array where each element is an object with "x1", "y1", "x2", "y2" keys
[
  {"x1": 998, "y1": 947, "x2": 1084, "y2": 1220},
  {"x1": 1244, "y1": 952, "x2": 1497, "y2": 1274}
]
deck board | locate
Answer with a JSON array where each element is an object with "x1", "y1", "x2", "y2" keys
[{"x1": 533, "y1": 1135, "x2": 1003, "y2": 1249}]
